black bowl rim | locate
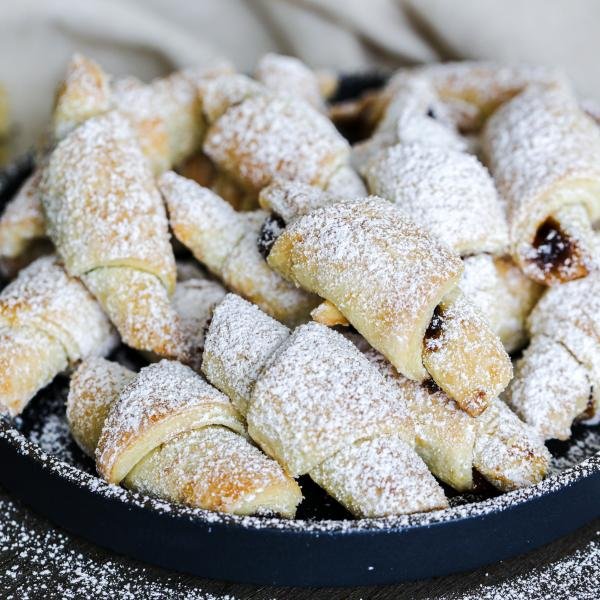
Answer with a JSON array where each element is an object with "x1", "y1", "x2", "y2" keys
[{"x1": 2, "y1": 415, "x2": 598, "y2": 536}]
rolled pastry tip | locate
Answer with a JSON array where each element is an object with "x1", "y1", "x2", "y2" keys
[
  {"x1": 483, "y1": 84, "x2": 600, "y2": 285},
  {"x1": 0, "y1": 170, "x2": 46, "y2": 260},
  {"x1": 311, "y1": 292, "x2": 512, "y2": 417},
  {"x1": 112, "y1": 61, "x2": 234, "y2": 174},
  {"x1": 51, "y1": 54, "x2": 111, "y2": 142},
  {"x1": 458, "y1": 254, "x2": 542, "y2": 353},
  {"x1": 41, "y1": 111, "x2": 185, "y2": 359},
  {"x1": 140, "y1": 265, "x2": 225, "y2": 369},
  {"x1": 254, "y1": 53, "x2": 326, "y2": 111},
  {"x1": 365, "y1": 142, "x2": 509, "y2": 257},
  {"x1": 365, "y1": 348, "x2": 549, "y2": 492},
  {"x1": 505, "y1": 336, "x2": 592, "y2": 441},
  {"x1": 510, "y1": 269, "x2": 600, "y2": 434},
  {"x1": 68, "y1": 358, "x2": 301, "y2": 517},
  {"x1": 159, "y1": 171, "x2": 319, "y2": 327},
  {"x1": 384, "y1": 61, "x2": 566, "y2": 132},
  {"x1": 202, "y1": 80, "x2": 350, "y2": 194},
  {"x1": 83, "y1": 267, "x2": 188, "y2": 362},
  {"x1": 0, "y1": 255, "x2": 117, "y2": 415},
  {"x1": 351, "y1": 75, "x2": 465, "y2": 172},
  {"x1": 202, "y1": 294, "x2": 447, "y2": 517},
  {"x1": 267, "y1": 196, "x2": 512, "y2": 415}
]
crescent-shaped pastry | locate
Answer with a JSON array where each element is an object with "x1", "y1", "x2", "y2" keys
[
  {"x1": 363, "y1": 346, "x2": 549, "y2": 492},
  {"x1": 266, "y1": 197, "x2": 512, "y2": 415},
  {"x1": 41, "y1": 111, "x2": 186, "y2": 359},
  {"x1": 51, "y1": 54, "x2": 111, "y2": 142},
  {"x1": 365, "y1": 142, "x2": 508, "y2": 256},
  {"x1": 111, "y1": 60, "x2": 233, "y2": 174},
  {"x1": 159, "y1": 171, "x2": 319, "y2": 326},
  {"x1": 483, "y1": 84, "x2": 600, "y2": 285},
  {"x1": 505, "y1": 269, "x2": 600, "y2": 440},
  {"x1": 254, "y1": 53, "x2": 326, "y2": 111},
  {"x1": 0, "y1": 170, "x2": 46, "y2": 261},
  {"x1": 459, "y1": 255, "x2": 542, "y2": 353},
  {"x1": 382, "y1": 62, "x2": 566, "y2": 132},
  {"x1": 69, "y1": 358, "x2": 301, "y2": 517},
  {"x1": 202, "y1": 293, "x2": 447, "y2": 517},
  {"x1": 1, "y1": 55, "x2": 111, "y2": 265},
  {"x1": 0, "y1": 255, "x2": 116, "y2": 415},
  {"x1": 201, "y1": 75, "x2": 350, "y2": 195}
]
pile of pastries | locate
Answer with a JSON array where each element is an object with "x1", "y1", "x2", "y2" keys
[{"x1": 0, "y1": 53, "x2": 598, "y2": 520}]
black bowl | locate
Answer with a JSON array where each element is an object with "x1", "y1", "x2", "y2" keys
[{"x1": 0, "y1": 79, "x2": 599, "y2": 586}]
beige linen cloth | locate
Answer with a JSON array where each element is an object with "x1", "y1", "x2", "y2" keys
[{"x1": 1, "y1": 0, "x2": 599, "y2": 156}]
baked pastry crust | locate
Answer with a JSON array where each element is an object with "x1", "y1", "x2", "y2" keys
[
  {"x1": 365, "y1": 346, "x2": 549, "y2": 492},
  {"x1": 69, "y1": 358, "x2": 301, "y2": 517},
  {"x1": 202, "y1": 77, "x2": 350, "y2": 194},
  {"x1": 267, "y1": 197, "x2": 511, "y2": 413},
  {"x1": 505, "y1": 268, "x2": 600, "y2": 439},
  {"x1": 0, "y1": 255, "x2": 116, "y2": 415},
  {"x1": 41, "y1": 112, "x2": 186, "y2": 359},
  {"x1": 483, "y1": 84, "x2": 600, "y2": 285},
  {"x1": 202, "y1": 293, "x2": 447, "y2": 517},
  {"x1": 160, "y1": 171, "x2": 319, "y2": 326}
]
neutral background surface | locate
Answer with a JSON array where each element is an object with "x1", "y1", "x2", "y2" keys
[
  {"x1": 1, "y1": 483, "x2": 598, "y2": 599},
  {"x1": 3, "y1": 0, "x2": 600, "y2": 155}
]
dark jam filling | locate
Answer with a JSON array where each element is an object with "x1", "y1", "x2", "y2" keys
[
  {"x1": 531, "y1": 217, "x2": 580, "y2": 280},
  {"x1": 425, "y1": 305, "x2": 444, "y2": 339},
  {"x1": 423, "y1": 305, "x2": 445, "y2": 353},
  {"x1": 422, "y1": 378, "x2": 442, "y2": 394},
  {"x1": 257, "y1": 214, "x2": 286, "y2": 260}
]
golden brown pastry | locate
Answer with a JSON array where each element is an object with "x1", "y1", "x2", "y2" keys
[
  {"x1": 68, "y1": 358, "x2": 302, "y2": 517},
  {"x1": 458, "y1": 255, "x2": 542, "y2": 353},
  {"x1": 0, "y1": 55, "x2": 111, "y2": 265},
  {"x1": 41, "y1": 111, "x2": 186, "y2": 359},
  {"x1": 505, "y1": 269, "x2": 600, "y2": 440},
  {"x1": 363, "y1": 346, "x2": 549, "y2": 492},
  {"x1": 200, "y1": 74, "x2": 352, "y2": 197},
  {"x1": 202, "y1": 293, "x2": 447, "y2": 518},
  {"x1": 266, "y1": 197, "x2": 512, "y2": 415},
  {"x1": 0, "y1": 170, "x2": 46, "y2": 262},
  {"x1": 380, "y1": 62, "x2": 566, "y2": 133},
  {"x1": 254, "y1": 53, "x2": 326, "y2": 111},
  {"x1": 111, "y1": 59, "x2": 233, "y2": 174},
  {"x1": 51, "y1": 54, "x2": 111, "y2": 142},
  {"x1": 159, "y1": 171, "x2": 319, "y2": 327},
  {"x1": 483, "y1": 84, "x2": 600, "y2": 285},
  {"x1": 0, "y1": 255, "x2": 116, "y2": 416},
  {"x1": 365, "y1": 141, "x2": 508, "y2": 257}
]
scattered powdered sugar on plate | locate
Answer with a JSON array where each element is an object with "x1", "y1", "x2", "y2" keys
[{"x1": 0, "y1": 497, "x2": 240, "y2": 600}]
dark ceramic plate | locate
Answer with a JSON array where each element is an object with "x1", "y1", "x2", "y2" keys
[{"x1": 0, "y1": 77, "x2": 599, "y2": 587}]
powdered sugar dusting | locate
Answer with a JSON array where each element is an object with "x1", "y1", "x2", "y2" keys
[
  {"x1": 310, "y1": 434, "x2": 447, "y2": 518},
  {"x1": 365, "y1": 143, "x2": 509, "y2": 256},
  {"x1": 0, "y1": 255, "x2": 116, "y2": 361},
  {"x1": 202, "y1": 293, "x2": 290, "y2": 415},
  {"x1": 96, "y1": 360, "x2": 241, "y2": 482},
  {"x1": 254, "y1": 53, "x2": 325, "y2": 111},
  {"x1": 41, "y1": 111, "x2": 176, "y2": 291},
  {"x1": 248, "y1": 321, "x2": 414, "y2": 477},
  {"x1": 203, "y1": 92, "x2": 350, "y2": 192},
  {"x1": 483, "y1": 84, "x2": 600, "y2": 280},
  {"x1": 268, "y1": 196, "x2": 464, "y2": 382}
]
